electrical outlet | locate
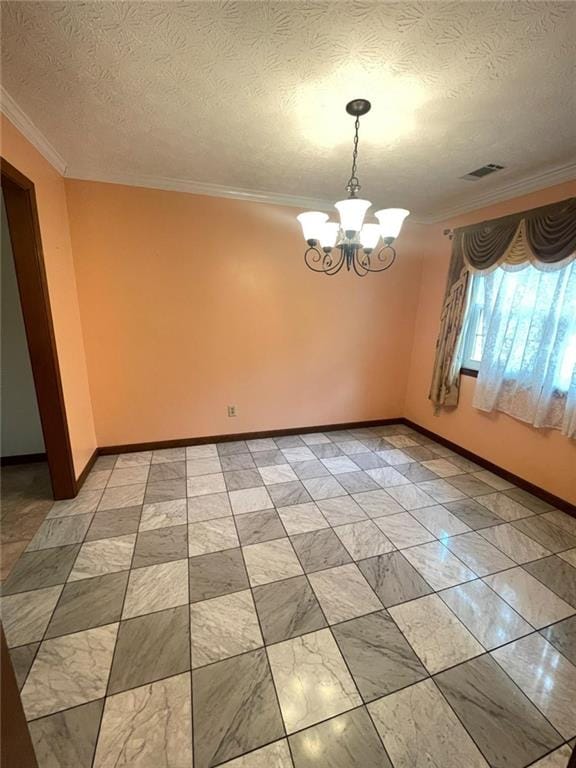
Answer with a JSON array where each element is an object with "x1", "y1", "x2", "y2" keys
[{"x1": 227, "y1": 405, "x2": 237, "y2": 417}]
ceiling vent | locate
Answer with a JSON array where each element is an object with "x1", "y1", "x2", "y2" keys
[{"x1": 460, "y1": 163, "x2": 505, "y2": 181}]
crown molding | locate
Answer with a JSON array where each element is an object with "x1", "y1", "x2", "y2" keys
[
  {"x1": 419, "y1": 160, "x2": 576, "y2": 224},
  {"x1": 66, "y1": 169, "x2": 335, "y2": 212},
  {"x1": 0, "y1": 86, "x2": 67, "y2": 175}
]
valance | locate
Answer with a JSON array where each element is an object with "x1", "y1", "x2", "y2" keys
[{"x1": 453, "y1": 197, "x2": 576, "y2": 273}]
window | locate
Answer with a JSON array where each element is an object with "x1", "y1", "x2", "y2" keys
[{"x1": 461, "y1": 263, "x2": 576, "y2": 394}]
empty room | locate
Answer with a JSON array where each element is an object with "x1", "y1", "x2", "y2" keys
[{"x1": 1, "y1": 2, "x2": 575, "y2": 767}]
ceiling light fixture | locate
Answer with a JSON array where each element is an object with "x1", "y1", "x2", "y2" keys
[{"x1": 297, "y1": 99, "x2": 409, "y2": 276}]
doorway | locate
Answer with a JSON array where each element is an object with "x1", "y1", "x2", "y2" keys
[{"x1": 1, "y1": 157, "x2": 76, "y2": 499}]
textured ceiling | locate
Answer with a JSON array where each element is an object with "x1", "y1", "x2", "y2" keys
[{"x1": 1, "y1": 1, "x2": 575, "y2": 218}]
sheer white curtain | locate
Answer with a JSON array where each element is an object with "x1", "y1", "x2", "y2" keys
[{"x1": 472, "y1": 261, "x2": 576, "y2": 437}]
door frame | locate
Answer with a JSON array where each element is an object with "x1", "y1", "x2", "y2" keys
[{"x1": 1, "y1": 156, "x2": 76, "y2": 499}]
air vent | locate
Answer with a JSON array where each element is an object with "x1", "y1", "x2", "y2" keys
[{"x1": 460, "y1": 163, "x2": 505, "y2": 181}]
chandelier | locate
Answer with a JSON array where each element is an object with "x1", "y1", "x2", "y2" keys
[{"x1": 297, "y1": 99, "x2": 409, "y2": 276}]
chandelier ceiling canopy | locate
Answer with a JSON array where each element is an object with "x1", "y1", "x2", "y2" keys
[{"x1": 297, "y1": 99, "x2": 409, "y2": 276}]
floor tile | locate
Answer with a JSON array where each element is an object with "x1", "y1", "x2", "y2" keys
[
  {"x1": 123, "y1": 559, "x2": 189, "y2": 619},
  {"x1": 411, "y1": 504, "x2": 471, "y2": 538},
  {"x1": 377, "y1": 449, "x2": 416, "y2": 466},
  {"x1": 85, "y1": 506, "x2": 141, "y2": 541},
  {"x1": 46, "y1": 571, "x2": 128, "y2": 639},
  {"x1": 188, "y1": 517, "x2": 239, "y2": 556},
  {"x1": 301, "y1": 432, "x2": 331, "y2": 445},
  {"x1": 47, "y1": 490, "x2": 103, "y2": 518},
  {"x1": 290, "y1": 528, "x2": 352, "y2": 573},
  {"x1": 504, "y1": 488, "x2": 556, "y2": 514},
  {"x1": 144, "y1": 478, "x2": 187, "y2": 504},
  {"x1": 187, "y1": 492, "x2": 231, "y2": 523},
  {"x1": 442, "y1": 530, "x2": 516, "y2": 576},
  {"x1": 389, "y1": 594, "x2": 483, "y2": 673},
  {"x1": 387, "y1": 435, "x2": 419, "y2": 449},
  {"x1": 277, "y1": 502, "x2": 329, "y2": 535},
  {"x1": 308, "y1": 563, "x2": 382, "y2": 624},
  {"x1": 524, "y1": 555, "x2": 576, "y2": 607},
  {"x1": 440, "y1": 579, "x2": 532, "y2": 649},
  {"x1": 22, "y1": 623, "x2": 118, "y2": 720},
  {"x1": 94, "y1": 673, "x2": 192, "y2": 767},
  {"x1": 190, "y1": 590, "x2": 262, "y2": 667},
  {"x1": 253, "y1": 575, "x2": 326, "y2": 644},
  {"x1": 115, "y1": 452, "x2": 152, "y2": 469},
  {"x1": 217, "y1": 441, "x2": 249, "y2": 456},
  {"x1": 414, "y1": 478, "x2": 467, "y2": 503},
  {"x1": 82, "y1": 469, "x2": 112, "y2": 490},
  {"x1": 402, "y1": 540, "x2": 477, "y2": 589},
  {"x1": 332, "y1": 610, "x2": 427, "y2": 701},
  {"x1": 1, "y1": 544, "x2": 79, "y2": 595},
  {"x1": 352, "y1": 489, "x2": 403, "y2": 517},
  {"x1": 139, "y1": 499, "x2": 187, "y2": 531},
  {"x1": 29, "y1": 699, "x2": 104, "y2": 768},
  {"x1": 558, "y1": 548, "x2": 576, "y2": 567},
  {"x1": 282, "y1": 447, "x2": 316, "y2": 463},
  {"x1": 447, "y1": 455, "x2": 483, "y2": 473},
  {"x1": 235, "y1": 509, "x2": 285, "y2": 545},
  {"x1": 221, "y1": 453, "x2": 257, "y2": 471},
  {"x1": 267, "y1": 629, "x2": 361, "y2": 733},
  {"x1": 108, "y1": 605, "x2": 190, "y2": 694},
  {"x1": 396, "y1": 462, "x2": 438, "y2": 482},
  {"x1": 358, "y1": 551, "x2": 433, "y2": 607},
  {"x1": 541, "y1": 615, "x2": 576, "y2": 665},
  {"x1": 107, "y1": 466, "x2": 149, "y2": 488},
  {"x1": 98, "y1": 484, "x2": 146, "y2": 511},
  {"x1": 268, "y1": 480, "x2": 312, "y2": 507},
  {"x1": 540, "y1": 510, "x2": 576, "y2": 538},
  {"x1": 289, "y1": 707, "x2": 391, "y2": 768},
  {"x1": 291, "y1": 459, "x2": 330, "y2": 479},
  {"x1": 492, "y1": 633, "x2": 576, "y2": 739},
  {"x1": 420, "y1": 458, "x2": 462, "y2": 477},
  {"x1": 229, "y1": 486, "x2": 273, "y2": 515},
  {"x1": 368, "y1": 678, "x2": 489, "y2": 768},
  {"x1": 484, "y1": 567, "x2": 575, "y2": 629},
  {"x1": 335, "y1": 471, "x2": 380, "y2": 494},
  {"x1": 1, "y1": 585, "x2": 63, "y2": 647},
  {"x1": 365, "y1": 467, "x2": 411, "y2": 487},
  {"x1": 152, "y1": 447, "x2": 186, "y2": 464},
  {"x1": 471, "y1": 470, "x2": 515, "y2": 490},
  {"x1": 258, "y1": 463, "x2": 297, "y2": 485},
  {"x1": 445, "y1": 498, "x2": 504, "y2": 530},
  {"x1": 307, "y1": 442, "x2": 342, "y2": 459},
  {"x1": 479, "y1": 523, "x2": 552, "y2": 564},
  {"x1": 246, "y1": 438, "x2": 278, "y2": 453},
  {"x1": 352, "y1": 453, "x2": 387, "y2": 470},
  {"x1": 527, "y1": 745, "x2": 573, "y2": 768},
  {"x1": 302, "y1": 475, "x2": 346, "y2": 500},
  {"x1": 26, "y1": 514, "x2": 93, "y2": 551},
  {"x1": 436, "y1": 654, "x2": 563, "y2": 767},
  {"x1": 513, "y1": 516, "x2": 576, "y2": 554},
  {"x1": 193, "y1": 648, "x2": 284, "y2": 768},
  {"x1": 224, "y1": 469, "x2": 263, "y2": 491},
  {"x1": 338, "y1": 438, "x2": 371, "y2": 454},
  {"x1": 446, "y1": 473, "x2": 496, "y2": 497},
  {"x1": 276, "y1": 435, "x2": 305, "y2": 448},
  {"x1": 186, "y1": 458, "x2": 223, "y2": 477},
  {"x1": 476, "y1": 492, "x2": 533, "y2": 522},
  {"x1": 188, "y1": 548, "x2": 249, "y2": 602},
  {"x1": 253, "y1": 450, "x2": 288, "y2": 468},
  {"x1": 243, "y1": 538, "x2": 303, "y2": 586},
  {"x1": 68, "y1": 534, "x2": 136, "y2": 581},
  {"x1": 333, "y1": 520, "x2": 394, "y2": 559},
  {"x1": 10, "y1": 643, "x2": 39, "y2": 689},
  {"x1": 373, "y1": 512, "x2": 435, "y2": 548},
  {"x1": 220, "y1": 740, "x2": 293, "y2": 767},
  {"x1": 132, "y1": 524, "x2": 188, "y2": 567},
  {"x1": 187, "y1": 473, "x2": 226, "y2": 497},
  {"x1": 315, "y1": 496, "x2": 367, "y2": 526},
  {"x1": 186, "y1": 444, "x2": 218, "y2": 459}
]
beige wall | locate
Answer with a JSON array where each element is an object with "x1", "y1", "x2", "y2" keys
[
  {"x1": 1, "y1": 115, "x2": 96, "y2": 477},
  {"x1": 404, "y1": 181, "x2": 576, "y2": 505},
  {"x1": 65, "y1": 179, "x2": 423, "y2": 447}
]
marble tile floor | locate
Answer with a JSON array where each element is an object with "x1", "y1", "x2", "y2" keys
[{"x1": 1, "y1": 426, "x2": 576, "y2": 767}]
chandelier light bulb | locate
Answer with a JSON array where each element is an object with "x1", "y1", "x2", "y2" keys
[
  {"x1": 297, "y1": 211, "x2": 328, "y2": 243},
  {"x1": 359, "y1": 223, "x2": 381, "y2": 250},
  {"x1": 374, "y1": 208, "x2": 410, "y2": 241},
  {"x1": 335, "y1": 198, "x2": 371, "y2": 235},
  {"x1": 319, "y1": 222, "x2": 339, "y2": 248}
]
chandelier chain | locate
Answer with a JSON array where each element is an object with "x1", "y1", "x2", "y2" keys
[{"x1": 346, "y1": 116, "x2": 361, "y2": 196}]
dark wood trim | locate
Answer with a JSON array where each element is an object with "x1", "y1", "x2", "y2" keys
[
  {"x1": 98, "y1": 418, "x2": 404, "y2": 455},
  {"x1": 0, "y1": 452, "x2": 47, "y2": 466},
  {"x1": 1, "y1": 627, "x2": 38, "y2": 768},
  {"x1": 460, "y1": 367, "x2": 479, "y2": 379},
  {"x1": 1, "y1": 157, "x2": 76, "y2": 499},
  {"x1": 74, "y1": 449, "x2": 99, "y2": 494},
  {"x1": 401, "y1": 418, "x2": 575, "y2": 516}
]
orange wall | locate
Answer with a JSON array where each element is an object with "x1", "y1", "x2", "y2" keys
[
  {"x1": 1, "y1": 115, "x2": 96, "y2": 478},
  {"x1": 404, "y1": 181, "x2": 576, "y2": 505},
  {"x1": 65, "y1": 180, "x2": 423, "y2": 447}
]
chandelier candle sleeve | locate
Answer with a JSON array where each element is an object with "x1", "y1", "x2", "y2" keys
[{"x1": 297, "y1": 98, "x2": 410, "y2": 276}]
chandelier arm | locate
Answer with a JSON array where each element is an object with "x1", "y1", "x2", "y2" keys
[
  {"x1": 324, "y1": 248, "x2": 346, "y2": 275},
  {"x1": 352, "y1": 248, "x2": 370, "y2": 277},
  {"x1": 362, "y1": 244, "x2": 397, "y2": 273},
  {"x1": 304, "y1": 245, "x2": 345, "y2": 274}
]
